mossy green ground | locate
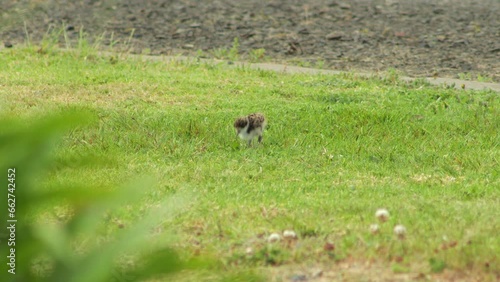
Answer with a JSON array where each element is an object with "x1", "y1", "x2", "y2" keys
[{"x1": 0, "y1": 48, "x2": 498, "y2": 280}]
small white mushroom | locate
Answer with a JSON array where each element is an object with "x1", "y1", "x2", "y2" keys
[
  {"x1": 375, "y1": 208, "x2": 390, "y2": 222},
  {"x1": 370, "y1": 224, "x2": 380, "y2": 234},
  {"x1": 283, "y1": 230, "x2": 297, "y2": 239},
  {"x1": 394, "y1": 224, "x2": 407, "y2": 239},
  {"x1": 268, "y1": 233, "x2": 281, "y2": 243}
]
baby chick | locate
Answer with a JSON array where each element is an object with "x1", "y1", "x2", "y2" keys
[{"x1": 234, "y1": 113, "x2": 267, "y2": 146}]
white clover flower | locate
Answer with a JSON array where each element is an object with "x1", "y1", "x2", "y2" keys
[
  {"x1": 375, "y1": 208, "x2": 390, "y2": 222},
  {"x1": 394, "y1": 224, "x2": 407, "y2": 239},
  {"x1": 245, "y1": 247, "x2": 253, "y2": 255},
  {"x1": 283, "y1": 230, "x2": 297, "y2": 239},
  {"x1": 268, "y1": 233, "x2": 281, "y2": 243},
  {"x1": 370, "y1": 224, "x2": 380, "y2": 234}
]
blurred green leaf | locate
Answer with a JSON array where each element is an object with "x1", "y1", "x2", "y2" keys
[{"x1": 0, "y1": 110, "x2": 208, "y2": 282}]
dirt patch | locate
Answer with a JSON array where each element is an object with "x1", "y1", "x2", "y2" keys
[
  {"x1": 1, "y1": 0, "x2": 499, "y2": 82},
  {"x1": 267, "y1": 261, "x2": 498, "y2": 282}
]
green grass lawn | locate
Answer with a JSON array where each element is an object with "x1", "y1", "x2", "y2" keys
[{"x1": 0, "y1": 47, "x2": 498, "y2": 281}]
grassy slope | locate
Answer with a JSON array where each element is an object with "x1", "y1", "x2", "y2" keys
[{"x1": 1, "y1": 48, "x2": 498, "y2": 280}]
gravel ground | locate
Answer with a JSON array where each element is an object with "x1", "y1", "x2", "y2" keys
[{"x1": 1, "y1": 0, "x2": 499, "y2": 81}]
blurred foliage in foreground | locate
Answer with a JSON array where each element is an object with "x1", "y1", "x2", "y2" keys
[{"x1": 0, "y1": 110, "x2": 207, "y2": 282}]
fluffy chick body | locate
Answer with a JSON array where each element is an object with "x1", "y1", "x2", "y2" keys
[{"x1": 234, "y1": 113, "x2": 267, "y2": 146}]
